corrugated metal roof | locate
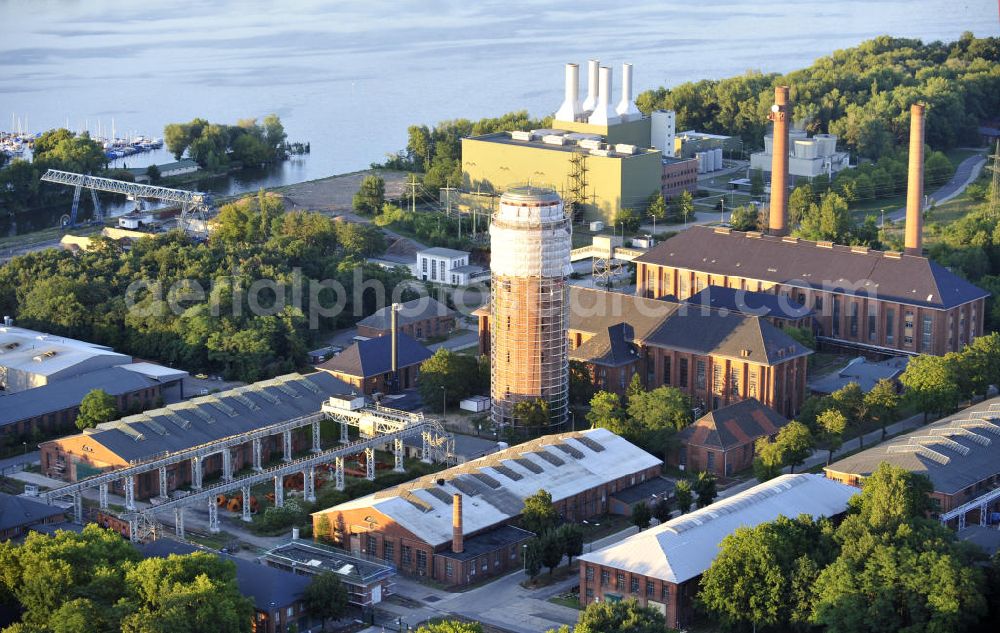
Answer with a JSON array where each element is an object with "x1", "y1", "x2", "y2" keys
[
  {"x1": 320, "y1": 428, "x2": 661, "y2": 547},
  {"x1": 579, "y1": 474, "x2": 856, "y2": 583},
  {"x1": 63, "y1": 373, "x2": 350, "y2": 462},
  {"x1": 0, "y1": 366, "x2": 156, "y2": 427},
  {"x1": 825, "y1": 396, "x2": 1000, "y2": 495}
]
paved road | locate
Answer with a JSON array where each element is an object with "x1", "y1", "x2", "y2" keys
[
  {"x1": 887, "y1": 152, "x2": 986, "y2": 222},
  {"x1": 0, "y1": 450, "x2": 39, "y2": 474},
  {"x1": 718, "y1": 410, "x2": 939, "y2": 500}
]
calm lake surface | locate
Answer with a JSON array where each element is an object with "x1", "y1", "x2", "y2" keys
[{"x1": 1, "y1": 0, "x2": 996, "y2": 219}]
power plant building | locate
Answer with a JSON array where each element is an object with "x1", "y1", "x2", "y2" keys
[
  {"x1": 489, "y1": 187, "x2": 572, "y2": 430},
  {"x1": 462, "y1": 61, "x2": 691, "y2": 223},
  {"x1": 749, "y1": 130, "x2": 851, "y2": 179},
  {"x1": 634, "y1": 101, "x2": 989, "y2": 357}
]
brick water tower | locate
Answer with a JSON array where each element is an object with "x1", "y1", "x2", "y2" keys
[{"x1": 489, "y1": 186, "x2": 572, "y2": 432}]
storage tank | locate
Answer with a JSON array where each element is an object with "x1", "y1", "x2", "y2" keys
[
  {"x1": 696, "y1": 152, "x2": 707, "y2": 174},
  {"x1": 795, "y1": 140, "x2": 818, "y2": 159},
  {"x1": 489, "y1": 186, "x2": 571, "y2": 431},
  {"x1": 713, "y1": 147, "x2": 723, "y2": 170}
]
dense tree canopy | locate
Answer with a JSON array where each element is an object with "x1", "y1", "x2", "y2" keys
[
  {"x1": 0, "y1": 194, "x2": 410, "y2": 382},
  {"x1": 417, "y1": 348, "x2": 486, "y2": 407},
  {"x1": 521, "y1": 489, "x2": 558, "y2": 536},
  {"x1": 636, "y1": 35, "x2": 1000, "y2": 155},
  {"x1": 0, "y1": 526, "x2": 253, "y2": 633},
  {"x1": 75, "y1": 389, "x2": 119, "y2": 431},
  {"x1": 164, "y1": 115, "x2": 287, "y2": 168}
]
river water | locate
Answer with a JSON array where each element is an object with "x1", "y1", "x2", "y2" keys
[{"x1": 0, "y1": 0, "x2": 996, "y2": 226}]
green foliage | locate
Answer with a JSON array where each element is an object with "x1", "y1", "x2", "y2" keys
[
  {"x1": 251, "y1": 500, "x2": 309, "y2": 535},
  {"x1": 797, "y1": 192, "x2": 851, "y2": 242},
  {"x1": 302, "y1": 572, "x2": 348, "y2": 628},
  {"x1": 755, "y1": 421, "x2": 814, "y2": 478},
  {"x1": 163, "y1": 115, "x2": 287, "y2": 168},
  {"x1": 75, "y1": 389, "x2": 119, "y2": 430},
  {"x1": 352, "y1": 174, "x2": 385, "y2": 216},
  {"x1": 674, "y1": 479, "x2": 693, "y2": 514},
  {"x1": 416, "y1": 621, "x2": 483, "y2": 633},
  {"x1": 372, "y1": 203, "x2": 473, "y2": 251},
  {"x1": 636, "y1": 35, "x2": 1000, "y2": 154},
  {"x1": 556, "y1": 523, "x2": 584, "y2": 564},
  {"x1": 671, "y1": 190, "x2": 695, "y2": 223},
  {"x1": 693, "y1": 471, "x2": 717, "y2": 508},
  {"x1": 646, "y1": 193, "x2": 667, "y2": 220},
  {"x1": 863, "y1": 378, "x2": 900, "y2": 438},
  {"x1": 586, "y1": 391, "x2": 630, "y2": 437},
  {"x1": 573, "y1": 598, "x2": 672, "y2": 633},
  {"x1": 521, "y1": 489, "x2": 558, "y2": 536},
  {"x1": 0, "y1": 193, "x2": 410, "y2": 381},
  {"x1": 145, "y1": 164, "x2": 161, "y2": 184},
  {"x1": 512, "y1": 398, "x2": 551, "y2": 427},
  {"x1": 728, "y1": 204, "x2": 758, "y2": 231},
  {"x1": 631, "y1": 502, "x2": 651, "y2": 530},
  {"x1": 613, "y1": 207, "x2": 642, "y2": 232},
  {"x1": 848, "y1": 462, "x2": 936, "y2": 532},
  {"x1": 698, "y1": 515, "x2": 837, "y2": 630},
  {"x1": 784, "y1": 326, "x2": 815, "y2": 350},
  {"x1": 752, "y1": 434, "x2": 785, "y2": 482},
  {"x1": 0, "y1": 526, "x2": 252, "y2": 633},
  {"x1": 539, "y1": 531, "x2": 564, "y2": 575},
  {"x1": 788, "y1": 184, "x2": 815, "y2": 226},
  {"x1": 418, "y1": 348, "x2": 481, "y2": 407},
  {"x1": 523, "y1": 538, "x2": 543, "y2": 579},
  {"x1": 816, "y1": 408, "x2": 848, "y2": 463},
  {"x1": 32, "y1": 129, "x2": 106, "y2": 174},
  {"x1": 900, "y1": 353, "x2": 962, "y2": 418}
]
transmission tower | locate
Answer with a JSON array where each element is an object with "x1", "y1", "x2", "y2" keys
[
  {"x1": 567, "y1": 151, "x2": 589, "y2": 222},
  {"x1": 988, "y1": 140, "x2": 1000, "y2": 219}
]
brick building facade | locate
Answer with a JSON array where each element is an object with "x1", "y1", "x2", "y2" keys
[{"x1": 634, "y1": 226, "x2": 989, "y2": 357}]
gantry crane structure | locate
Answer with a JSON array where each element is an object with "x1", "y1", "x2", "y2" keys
[
  {"x1": 40, "y1": 400, "x2": 454, "y2": 543},
  {"x1": 39, "y1": 169, "x2": 212, "y2": 228}
]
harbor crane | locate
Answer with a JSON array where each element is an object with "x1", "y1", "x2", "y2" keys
[{"x1": 39, "y1": 169, "x2": 212, "y2": 228}]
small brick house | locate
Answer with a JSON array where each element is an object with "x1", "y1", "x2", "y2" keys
[
  {"x1": 355, "y1": 298, "x2": 456, "y2": 341},
  {"x1": 672, "y1": 399, "x2": 790, "y2": 476},
  {"x1": 316, "y1": 333, "x2": 432, "y2": 395}
]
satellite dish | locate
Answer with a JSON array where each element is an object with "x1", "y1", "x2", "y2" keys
[{"x1": 771, "y1": 104, "x2": 780, "y2": 112}]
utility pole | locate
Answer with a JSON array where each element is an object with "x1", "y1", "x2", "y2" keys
[
  {"x1": 408, "y1": 174, "x2": 418, "y2": 215},
  {"x1": 988, "y1": 140, "x2": 1000, "y2": 219}
]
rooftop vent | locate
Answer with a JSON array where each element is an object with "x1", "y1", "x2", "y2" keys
[
  {"x1": 781, "y1": 236, "x2": 798, "y2": 244},
  {"x1": 714, "y1": 227, "x2": 731, "y2": 235},
  {"x1": 745, "y1": 231, "x2": 762, "y2": 239},
  {"x1": 850, "y1": 246, "x2": 869, "y2": 254},
  {"x1": 816, "y1": 241, "x2": 834, "y2": 249},
  {"x1": 884, "y1": 251, "x2": 902, "y2": 259},
  {"x1": 510, "y1": 130, "x2": 533, "y2": 141}
]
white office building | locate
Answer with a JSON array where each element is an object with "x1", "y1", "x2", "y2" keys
[{"x1": 412, "y1": 247, "x2": 488, "y2": 286}]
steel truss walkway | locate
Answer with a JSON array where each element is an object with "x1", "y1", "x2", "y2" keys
[
  {"x1": 42, "y1": 401, "x2": 454, "y2": 543},
  {"x1": 39, "y1": 169, "x2": 211, "y2": 227}
]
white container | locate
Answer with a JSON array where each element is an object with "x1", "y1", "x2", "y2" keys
[{"x1": 589, "y1": 221, "x2": 605, "y2": 232}]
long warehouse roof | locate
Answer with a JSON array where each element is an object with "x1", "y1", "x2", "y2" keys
[
  {"x1": 61, "y1": 372, "x2": 351, "y2": 463},
  {"x1": 825, "y1": 396, "x2": 1000, "y2": 495},
  {"x1": 579, "y1": 474, "x2": 857, "y2": 584},
  {"x1": 318, "y1": 428, "x2": 661, "y2": 547}
]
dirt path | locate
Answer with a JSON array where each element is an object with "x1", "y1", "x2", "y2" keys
[{"x1": 277, "y1": 169, "x2": 409, "y2": 216}]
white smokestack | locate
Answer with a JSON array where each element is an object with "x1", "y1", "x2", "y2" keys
[
  {"x1": 555, "y1": 63, "x2": 582, "y2": 123},
  {"x1": 588, "y1": 66, "x2": 621, "y2": 126},
  {"x1": 582, "y1": 59, "x2": 600, "y2": 113},
  {"x1": 616, "y1": 63, "x2": 640, "y2": 121}
]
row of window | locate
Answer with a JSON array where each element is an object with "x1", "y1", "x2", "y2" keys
[{"x1": 585, "y1": 566, "x2": 671, "y2": 602}]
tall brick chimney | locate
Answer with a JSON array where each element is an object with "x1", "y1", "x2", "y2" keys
[
  {"x1": 768, "y1": 86, "x2": 790, "y2": 237},
  {"x1": 452, "y1": 493, "x2": 464, "y2": 554},
  {"x1": 905, "y1": 103, "x2": 926, "y2": 256}
]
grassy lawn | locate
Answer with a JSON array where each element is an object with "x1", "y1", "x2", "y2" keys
[
  {"x1": 548, "y1": 593, "x2": 582, "y2": 610},
  {"x1": 944, "y1": 147, "x2": 985, "y2": 165},
  {"x1": 185, "y1": 529, "x2": 239, "y2": 551},
  {"x1": 809, "y1": 351, "x2": 848, "y2": 375},
  {"x1": 579, "y1": 513, "x2": 632, "y2": 542},
  {"x1": 849, "y1": 193, "x2": 905, "y2": 220}
]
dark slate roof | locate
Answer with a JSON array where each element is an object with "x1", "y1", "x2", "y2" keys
[
  {"x1": 958, "y1": 525, "x2": 1000, "y2": 556},
  {"x1": 568, "y1": 287, "x2": 810, "y2": 366},
  {"x1": 686, "y1": 286, "x2": 813, "y2": 320},
  {"x1": 139, "y1": 539, "x2": 311, "y2": 611},
  {"x1": 611, "y1": 476, "x2": 676, "y2": 505},
  {"x1": 0, "y1": 366, "x2": 156, "y2": 428},
  {"x1": 677, "y1": 399, "x2": 790, "y2": 450},
  {"x1": 0, "y1": 492, "x2": 65, "y2": 531},
  {"x1": 634, "y1": 226, "x2": 989, "y2": 310},
  {"x1": 436, "y1": 524, "x2": 535, "y2": 561},
  {"x1": 317, "y1": 333, "x2": 432, "y2": 378},
  {"x1": 29, "y1": 520, "x2": 84, "y2": 536},
  {"x1": 70, "y1": 373, "x2": 351, "y2": 463},
  {"x1": 825, "y1": 397, "x2": 1000, "y2": 496},
  {"x1": 356, "y1": 298, "x2": 455, "y2": 331}
]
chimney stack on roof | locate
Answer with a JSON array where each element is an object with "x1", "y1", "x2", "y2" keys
[
  {"x1": 390, "y1": 302, "x2": 399, "y2": 390},
  {"x1": 555, "y1": 63, "x2": 583, "y2": 123},
  {"x1": 582, "y1": 60, "x2": 600, "y2": 113},
  {"x1": 767, "y1": 86, "x2": 790, "y2": 237},
  {"x1": 615, "y1": 63, "x2": 640, "y2": 121},
  {"x1": 452, "y1": 493, "x2": 464, "y2": 554},
  {"x1": 905, "y1": 103, "x2": 926, "y2": 256},
  {"x1": 588, "y1": 66, "x2": 621, "y2": 126}
]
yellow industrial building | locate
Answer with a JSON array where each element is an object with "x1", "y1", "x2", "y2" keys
[{"x1": 460, "y1": 61, "x2": 685, "y2": 224}]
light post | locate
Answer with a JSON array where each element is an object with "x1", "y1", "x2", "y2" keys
[
  {"x1": 880, "y1": 208, "x2": 885, "y2": 228},
  {"x1": 522, "y1": 543, "x2": 529, "y2": 574},
  {"x1": 440, "y1": 386, "x2": 446, "y2": 418},
  {"x1": 22, "y1": 442, "x2": 27, "y2": 456},
  {"x1": 720, "y1": 196, "x2": 725, "y2": 225}
]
